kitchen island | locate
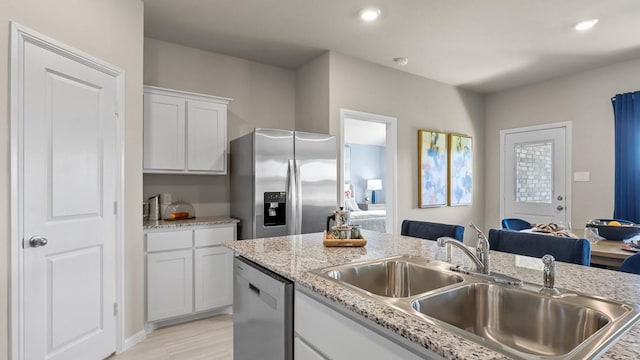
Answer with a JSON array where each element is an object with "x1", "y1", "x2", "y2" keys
[{"x1": 225, "y1": 230, "x2": 640, "y2": 359}]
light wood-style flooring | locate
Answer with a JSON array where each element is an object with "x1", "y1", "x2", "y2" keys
[{"x1": 109, "y1": 315, "x2": 233, "y2": 360}]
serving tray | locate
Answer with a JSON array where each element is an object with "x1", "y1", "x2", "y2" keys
[{"x1": 323, "y1": 231, "x2": 367, "y2": 247}]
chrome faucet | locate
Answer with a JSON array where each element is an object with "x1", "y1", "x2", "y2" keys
[
  {"x1": 540, "y1": 254, "x2": 561, "y2": 295},
  {"x1": 437, "y1": 223, "x2": 490, "y2": 274},
  {"x1": 470, "y1": 223, "x2": 490, "y2": 275}
]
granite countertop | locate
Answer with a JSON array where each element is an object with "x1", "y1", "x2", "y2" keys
[
  {"x1": 143, "y1": 216, "x2": 239, "y2": 230},
  {"x1": 224, "y1": 230, "x2": 640, "y2": 360}
]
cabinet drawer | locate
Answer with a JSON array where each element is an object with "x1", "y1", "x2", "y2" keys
[
  {"x1": 295, "y1": 291, "x2": 426, "y2": 360},
  {"x1": 295, "y1": 337, "x2": 327, "y2": 360},
  {"x1": 194, "y1": 226, "x2": 235, "y2": 247},
  {"x1": 147, "y1": 230, "x2": 192, "y2": 252}
]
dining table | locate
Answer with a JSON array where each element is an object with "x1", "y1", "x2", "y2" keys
[
  {"x1": 590, "y1": 239, "x2": 636, "y2": 267},
  {"x1": 573, "y1": 228, "x2": 637, "y2": 268}
]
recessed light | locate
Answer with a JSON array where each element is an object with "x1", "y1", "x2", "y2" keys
[
  {"x1": 574, "y1": 19, "x2": 599, "y2": 31},
  {"x1": 393, "y1": 57, "x2": 408, "y2": 66},
  {"x1": 359, "y1": 8, "x2": 381, "y2": 22}
]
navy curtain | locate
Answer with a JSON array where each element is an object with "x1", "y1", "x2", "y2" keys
[{"x1": 613, "y1": 91, "x2": 640, "y2": 223}]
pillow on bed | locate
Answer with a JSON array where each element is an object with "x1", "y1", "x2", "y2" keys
[
  {"x1": 344, "y1": 197, "x2": 360, "y2": 211},
  {"x1": 344, "y1": 184, "x2": 360, "y2": 211}
]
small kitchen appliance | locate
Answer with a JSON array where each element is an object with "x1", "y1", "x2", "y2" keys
[{"x1": 148, "y1": 194, "x2": 160, "y2": 221}]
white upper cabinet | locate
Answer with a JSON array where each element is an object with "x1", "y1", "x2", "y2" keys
[
  {"x1": 144, "y1": 92, "x2": 186, "y2": 171},
  {"x1": 143, "y1": 86, "x2": 231, "y2": 174},
  {"x1": 187, "y1": 99, "x2": 227, "y2": 172}
]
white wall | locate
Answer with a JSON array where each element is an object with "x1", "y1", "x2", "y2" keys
[
  {"x1": 0, "y1": 0, "x2": 144, "y2": 357},
  {"x1": 328, "y1": 52, "x2": 486, "y2": 244},
  {"x1": 143, "y1": 38, "x2": 296, "y2": 214},
  {"x1": 295, "y1": 52, "x2": 330, "y2": 134},
  {"x1": 485, "y1": 58, "x2": 640, "y2": 231}
]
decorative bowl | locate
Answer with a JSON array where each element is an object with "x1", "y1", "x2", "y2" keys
[{"x1": 586, "y1": 219, "x2": 640, "y2": 241}]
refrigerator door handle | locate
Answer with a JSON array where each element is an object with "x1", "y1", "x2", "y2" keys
[
  {"x1": 287, "y1": 159, "x2": 297, "y2": 235},
  {"x1": 294, "y1": 160, "x2": 302, "y2": 234}
]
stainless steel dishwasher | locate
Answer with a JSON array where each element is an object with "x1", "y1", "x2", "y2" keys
[{"x1": 234, "y1": 256, "x2": 293, "y2": 360}]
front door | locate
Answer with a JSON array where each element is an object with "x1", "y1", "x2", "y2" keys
[
  {"x1": 502, "y1": 124, "x2": 570, "y2": 226},
  {"x1": 19, "y1": 33, "x2": 118, "y2": 359}
]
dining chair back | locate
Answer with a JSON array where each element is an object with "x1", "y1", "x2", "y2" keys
[
  {"x1": 620, "y1": 253, "x2": 640, "y2": 275},
  {"x1": 401, "y1": 220, "x2": 464, "y2": 242},
  {"x1": 488, "y1": 229, "x2": 591, "y2": 266},
  {"x1": 501, "y1": 218, "x2": 532, "y2": 231}
]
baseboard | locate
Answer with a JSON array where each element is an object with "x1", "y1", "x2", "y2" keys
[
  {"x1": 145, "y1": 305, "x2": 233, "y2": 334},
  {"x1": 121, "y1": 329, "x2": 146, "y2": 353}
]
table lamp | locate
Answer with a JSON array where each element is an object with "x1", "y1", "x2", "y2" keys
[{"x1": 367, "y1": 179, "x2": 383, "y2": 204}]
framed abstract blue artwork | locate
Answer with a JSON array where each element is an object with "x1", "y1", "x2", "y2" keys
[
  {"x1": 418, "y1": 130, "x2": 448, "y2": 207},
  {"x1": 448, "y1": 133, "x2": 473, "y2": 206}
]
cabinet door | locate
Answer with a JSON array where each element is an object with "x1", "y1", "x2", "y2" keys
[
  {"x1": 147, "y1": 250, "x2": 193, "y2": 322},
  {"x1": 144, "y1": 93, "x2": 186, "y2": 171},
  {"x1": 187, "y1": 99, "x2": 227, "y2": 173},
  {"x1": 194, "y1": 247, "x2": 233, "y2": 312}
]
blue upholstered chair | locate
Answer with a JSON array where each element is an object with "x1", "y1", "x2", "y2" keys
[
  {"x1": 620, "y1": 253, "x2": 640, "y2": 275},
  {"x1": 488, "y1": 229, "x2": 591, "y2": 266},
  {"x1": 501, "y1": 218, "x2": 532, "y2": 231},
  {"x1": 401, "y1": 220, "x2": 464, "y2": 242}
]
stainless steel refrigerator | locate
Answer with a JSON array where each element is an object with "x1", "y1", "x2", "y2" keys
[{"x1": 230, "y1": 128, "x2": 337, "y2": 239}]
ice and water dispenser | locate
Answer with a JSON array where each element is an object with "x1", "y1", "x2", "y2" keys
[{"x1": 264, "y1": 192, "x2": 286, "y2": 226}]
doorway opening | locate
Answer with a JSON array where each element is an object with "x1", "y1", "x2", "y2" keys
[{"x1": 340, "y1": 109, "x2": 397, "y2": 233}]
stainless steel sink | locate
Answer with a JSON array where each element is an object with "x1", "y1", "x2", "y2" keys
[
  {"x1": 318, "y1": 255, "x2": 463, "y2": 298},
  {"x1": 411, "y1": 283, "x2": 629, "y2": 358},
  {"x1": 312, "y1": 255, "x2": 640, "y2": 359}
]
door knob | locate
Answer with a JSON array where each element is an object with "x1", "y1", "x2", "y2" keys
[
  {"x1": 557, "y1": 195, "x2": 563, "y2": 201},
  {"x1": 556, "y1": 205, "x2": 564, "y2": 211},
  {"x1": 29, "y1": 235, "x2": 48, "y2": 248}
]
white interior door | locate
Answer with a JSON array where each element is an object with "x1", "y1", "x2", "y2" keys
[
  {"x1": 21, "y1": 39, "x2": 117, "y2": 359},
  {"x1": 502, "y1": 124, "x2": 570, "y2": 225}
]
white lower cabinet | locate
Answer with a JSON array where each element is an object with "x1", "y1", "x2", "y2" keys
[
  {"x1": 147, "y1": 250, "x2": 193, "y2": 321},
  {"x1": 146, "y1": 224, "x2": 235, "y2": 324},
  {"x1": 295, "y1": 289, "x2": 442, "y2": 360},
  {"x1": 194, "y1": 246, "x2": 233, "y2": 312}
]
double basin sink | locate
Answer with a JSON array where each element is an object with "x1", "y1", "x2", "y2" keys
[{"x1": 312, "y1": 255, "x2": 640, "y2": 359}]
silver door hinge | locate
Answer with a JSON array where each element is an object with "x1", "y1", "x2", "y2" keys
[
  {"x1": 113, "y1": 302, "x2": 118, "y2": 316},
  {"x1": 114, "y1": 202, "x2": 118, "y2": 215}
]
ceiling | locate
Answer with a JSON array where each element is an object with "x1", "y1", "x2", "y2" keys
[{"x1": 144, "y1": 0, "x2": 640, "y2": 93}]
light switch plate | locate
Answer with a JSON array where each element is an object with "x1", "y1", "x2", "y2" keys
[{"x1": 573, "y1": 171, "x2": 590, "y2": 182}]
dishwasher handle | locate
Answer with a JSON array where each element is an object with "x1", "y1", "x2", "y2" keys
[
  {"x1": 249, "y1": 283, "x2": 260, "y2": 295},
  {"x1": 247, "y1": 281, "x2": 277, "y2": 310}
]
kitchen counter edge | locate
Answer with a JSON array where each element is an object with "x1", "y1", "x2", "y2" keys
[{"x1": 143, "y1": 216, "x2": 239, "y2": 230}]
